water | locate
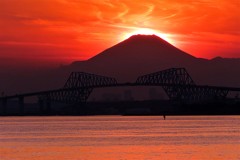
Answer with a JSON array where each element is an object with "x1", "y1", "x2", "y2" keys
[{"x1": 0, "y1": 116, "x2": 239, "y2": 160}]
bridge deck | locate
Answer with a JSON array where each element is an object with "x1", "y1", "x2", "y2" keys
[{"x1": 1, "y1": 83, "x2": 240, "y2": 100}]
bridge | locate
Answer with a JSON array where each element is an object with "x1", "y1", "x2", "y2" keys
[{"x1": 1, "y1": 68, "x2": 240, "y2": 114}]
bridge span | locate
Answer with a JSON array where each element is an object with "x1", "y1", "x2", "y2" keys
[{"x1": 1, "y1": 68, "x2": 240, "y2": 114}]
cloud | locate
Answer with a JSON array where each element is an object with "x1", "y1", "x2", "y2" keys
[{"x1": 0, "y1": 0, "x2": 239, "y2": 67}]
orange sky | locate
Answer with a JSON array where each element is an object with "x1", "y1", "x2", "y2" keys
[{"x1": 0, "y1": 0, "x2": 239, "y2": 68}]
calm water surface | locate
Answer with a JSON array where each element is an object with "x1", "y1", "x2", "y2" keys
[{"x1": 0, "y1": 116, "x2": 239, "y2": 160}]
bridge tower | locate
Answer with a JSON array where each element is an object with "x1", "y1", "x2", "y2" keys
[
  {"x1": 40, "y1": 72, "x2": 117, "y2": 105},
  {"x1": 136, "y1": 68, "x2": 229, "y2": 102}
]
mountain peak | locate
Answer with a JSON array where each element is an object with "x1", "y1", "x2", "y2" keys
[
  {"x1": 88, "y1": 34, "x2": 195, "y2": 62},
  {"x1": 125, "y1": 34, "x2": 172, "y2": 46},
  {"x1": 127, "y1": 34, "x2": 160, "y2": 39}
]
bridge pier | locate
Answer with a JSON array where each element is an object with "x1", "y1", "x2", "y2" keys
[
  {"x1": 38, "y1": 95, "x2": 51, "y2": 115},
  {"x1": 0, "y1": 99, "x2": 7, "y2": 115},
  {"x1": 18, "y1": 96, "x2": 24, "y2": 115},
  {"x1": 38, "y1": 98, "x2": 44, "y2": 114},
  {"x1": 46, "y1": 96, "x2": 52, "y2": 114}
]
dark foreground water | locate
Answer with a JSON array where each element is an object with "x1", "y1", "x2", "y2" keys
[{"x1": 0, "y1": 116, "x2": 239, "y2": 160}]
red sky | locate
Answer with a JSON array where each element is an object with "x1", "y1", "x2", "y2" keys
[{"x1": 0, "y1": 0, "x2": 239, "y2": 68}]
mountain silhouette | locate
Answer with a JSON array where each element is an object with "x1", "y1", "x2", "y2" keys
[
  {"x1": 65, "y1": 35, "x2": 240, "y2": 87},
  {"x1": 68, "y1": 35, "x2": 204, "y2": 81},
  {"x1": 0, "y1": 34, "x2": 240, "y2": 94},
  {"x1": 63, "y1": 35, "x2": 240, "y2": 86}
]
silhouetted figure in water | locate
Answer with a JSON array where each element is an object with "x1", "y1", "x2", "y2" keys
[{"x1": 163, "y1": 114, "x2": 166, "y2": 120}]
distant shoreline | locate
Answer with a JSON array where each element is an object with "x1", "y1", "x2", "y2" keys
[{"x1": 1, "y1": 100, "x2": 240, "y2": 116}]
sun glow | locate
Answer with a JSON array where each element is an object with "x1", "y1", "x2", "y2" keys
[{"x1": 122, "y1": 28, "x2": 175, "y2": 44}]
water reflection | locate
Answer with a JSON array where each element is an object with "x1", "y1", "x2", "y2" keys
[{"x1": 0, "y1": 116, "x2": 239, "y2": 159}]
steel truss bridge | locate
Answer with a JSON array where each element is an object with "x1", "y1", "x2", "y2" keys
[{"x1": 1, "y1": 68, "x2": 240, "y2": 113}]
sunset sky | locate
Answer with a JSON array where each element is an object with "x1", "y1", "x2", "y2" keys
[{"x1": 0, "y1": 0, "x2": 239, "y2": 68}]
